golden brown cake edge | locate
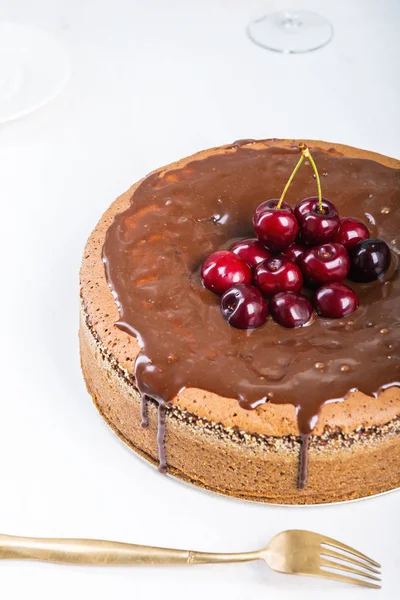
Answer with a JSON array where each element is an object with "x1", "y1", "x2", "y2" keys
[{"x1": 80, "y1": 306, "x2": 400, "y2": 504}]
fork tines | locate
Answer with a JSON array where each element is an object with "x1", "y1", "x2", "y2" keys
[{"x1": 319, "y1": 535, "x2": 382, "y2": 589}]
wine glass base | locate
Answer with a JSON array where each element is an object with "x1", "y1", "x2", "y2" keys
[
  {"x1": 247, "y1": 10, "x2": 333, "y2": 54},
  {"x1": 0, "y1": 22, "x2": 70, "y2": 124}
]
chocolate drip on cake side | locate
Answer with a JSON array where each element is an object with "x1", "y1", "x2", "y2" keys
[
  {"x1": 102, "y1": 144, "x2": 400, "y2": 487},
  {"x1": 139, "y1": 394, "x2": 166, "y2": 473},
  {"x1": 140, "y1": 394, "x2": 149, "y2": 427},
  {"x1": 298, "y1": 435, "x2": 310, "y2": 489}
]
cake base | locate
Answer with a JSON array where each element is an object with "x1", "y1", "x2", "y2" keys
[{"x1": 80, "y1": 309, "x2": 400, "y2": 505}]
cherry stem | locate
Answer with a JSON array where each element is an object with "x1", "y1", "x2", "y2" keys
[
  {"x1": 300, "y1": 144, "x2": 323, "y2": 213},
  {"x1": 277, "y1": 153, "x2": 305, "y2": 209},
  {"x1": 276, "y1": 143, "x2": 323, "y2": 213}
]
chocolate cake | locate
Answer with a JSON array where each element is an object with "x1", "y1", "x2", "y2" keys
[{"x1": 80, "y1": 139, "x2": 400, "y2": 504}]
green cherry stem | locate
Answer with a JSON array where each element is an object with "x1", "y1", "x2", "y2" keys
[
  {"x1": 276, "y1": 143, "x2": 324, "y2": 213},
  {"x1": 276, "y1": 152, "x2": 305, "y2": 209},
  {"x1": 301, "y1": 144, "x2": 323, "y2": 213}
]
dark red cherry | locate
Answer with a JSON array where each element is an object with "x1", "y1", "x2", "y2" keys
[
  {"x1": 201, "y1": 250, "x2": 251, "y2": 295},
  {"x1": 230, "y1": 238, "x2": 272, "y2": 269},
  {"x1": 299, "y1": 203, "x2": 340, "y2": 245},
  {"x1": 349, "y1": 238, "x2": 391, "y2": 283},
  {"x1": 221, "y1": 285, "x2": 269, "y2": 329},
  {"x1": 254, "y1": 256, "x2": 303, "y2": 296},
  {"x1": 282, "y1": 241, "x2": 307, "y2": 264},
  {"x1": 294, "y1": 196, "x2": 338, "y2": 221},
  {"x1": 253, "y1": 199, "x2": 299, "y2": 252},
  {"x1": 270, "y1": 291, "x2": 312, "y2": 328},
  {"x1": 314, "y1": 283, "x2": 359, "y2": 318},
  {"x1": 333, "y1": 217, "x2": 369, "y2": 250},
  {"x1": 300, "y1": 243, "x2": 350, "y2": 285}
]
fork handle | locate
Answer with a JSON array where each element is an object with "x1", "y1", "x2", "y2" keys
[{"x1": 0, "y1": 534, "x2": 260, "y2": 566}]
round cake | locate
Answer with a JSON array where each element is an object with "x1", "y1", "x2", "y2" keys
[{"x1": 80, "y1": 139, "x2": 400, "y2": 504}]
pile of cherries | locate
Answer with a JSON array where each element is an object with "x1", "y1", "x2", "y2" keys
[{"x1": 201, "y1": 144, "x2": 392, "y2": 329}]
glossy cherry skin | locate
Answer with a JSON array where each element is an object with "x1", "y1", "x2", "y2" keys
[
  {"x1": 314, "y1": 283, "x2": 359, "y2": 318},
  {"x1": 282, "y1": 241, "x2": 307, "y2": 264},
  {"x1": 300, "y1": 243, "x2": 350, "y2": 285},
  {"x1": 294, "y1": 196, "x2": 338, "y2": 221},
  {"x1": 270, "y1": 291, "x2": 313, "y2": 328},
  {"x1": 299, "y1": 204, "x2": 340, "y2": 245},
  {"x1": 349, "y1": 238, "x2": 391, "y2": 283},
  {"x1": 220, "y1": 285, "x2": 269, "y2": 329},
  {"x1": 201, "y1": 250, "x2": 251, "y2": 295},
  {"x1": 230, "y1": 238, "x2": 272, "y2": 269},
  {"x1": 333, "y1": 217, "x2": 369, "y2": 250},
  {"x1": 254, "y1": 256, "x2": 303, "y2": 296},
  {"x1": 253, "y1": 199, "x2": 299, "y2": 252}
]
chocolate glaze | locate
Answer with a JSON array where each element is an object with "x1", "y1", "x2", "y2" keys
[
  {"x1": 103, "y1": 144, "x2": 400, "y2": 487},
  {"x1": 157, "y1": 402, "x2": 167, "y2": 473},
  {"x1": 140, "y1": 394, "x2": 149, "y2": 428},
  {"x1": 298, "y1": 435, "x2": 310, "y2": 489}
]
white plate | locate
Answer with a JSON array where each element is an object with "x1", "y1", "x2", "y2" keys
[{"x1": 0, "y1": 21, "x2": 70, "y2": 123}]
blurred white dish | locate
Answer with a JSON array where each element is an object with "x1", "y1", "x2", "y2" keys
[{"x1": 0, "y1": 21, "x2": 70, "y2": 123}]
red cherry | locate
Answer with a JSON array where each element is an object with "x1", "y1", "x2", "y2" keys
[
  {"x1": 270, "y1": 291, "x2": 313, "y2": 328},
  {"x1": 333, "y1": 217, "x2": 369, "y2": 250},
  {"x1": 253, "y1": 199, "x2": 299, "y2": 252},
  {"x1": 294, "y1": 196, "x2": 338, "y2": 221},
  {"x1": 230, "y1": 238, "x2": 272, "y2": 269},
  {"x1": 201, "y1": 250, "x2": 251, "y2": 295},
  {"x1": 300, "y1": 243, "x2": 350, "y2": 285},
  {"x1": 314, "y1": 282, "x2": 359, "y2": 318},
  {"x1": 221, "y1": 285, "x2": 269, "y2": 329},
  {"x1": 254, "y1": 256, "x2": 303, "y2": 296},
  {"x1": 282, "y1": 241, "x2": 307, "y2": 264},
  {"x1": 299, "y1": 205, "x2": 340, "y2": 246}
]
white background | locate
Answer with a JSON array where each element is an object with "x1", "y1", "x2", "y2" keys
[{"x1": 0, "y1": 0, "x2": 399, "y2": 598}]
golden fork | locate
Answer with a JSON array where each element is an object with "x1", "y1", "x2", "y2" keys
[{"x1": 0, "y1": 529, "x2": 381, "y2": 589}]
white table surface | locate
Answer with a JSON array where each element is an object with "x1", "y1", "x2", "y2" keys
[{"x1": 0, "y1": 1, "x2": 399, "y2": 598}]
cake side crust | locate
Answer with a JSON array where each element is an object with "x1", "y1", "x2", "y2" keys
[{"x1": 80, "y1": 306, "x2": 400, "y2": 504}]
